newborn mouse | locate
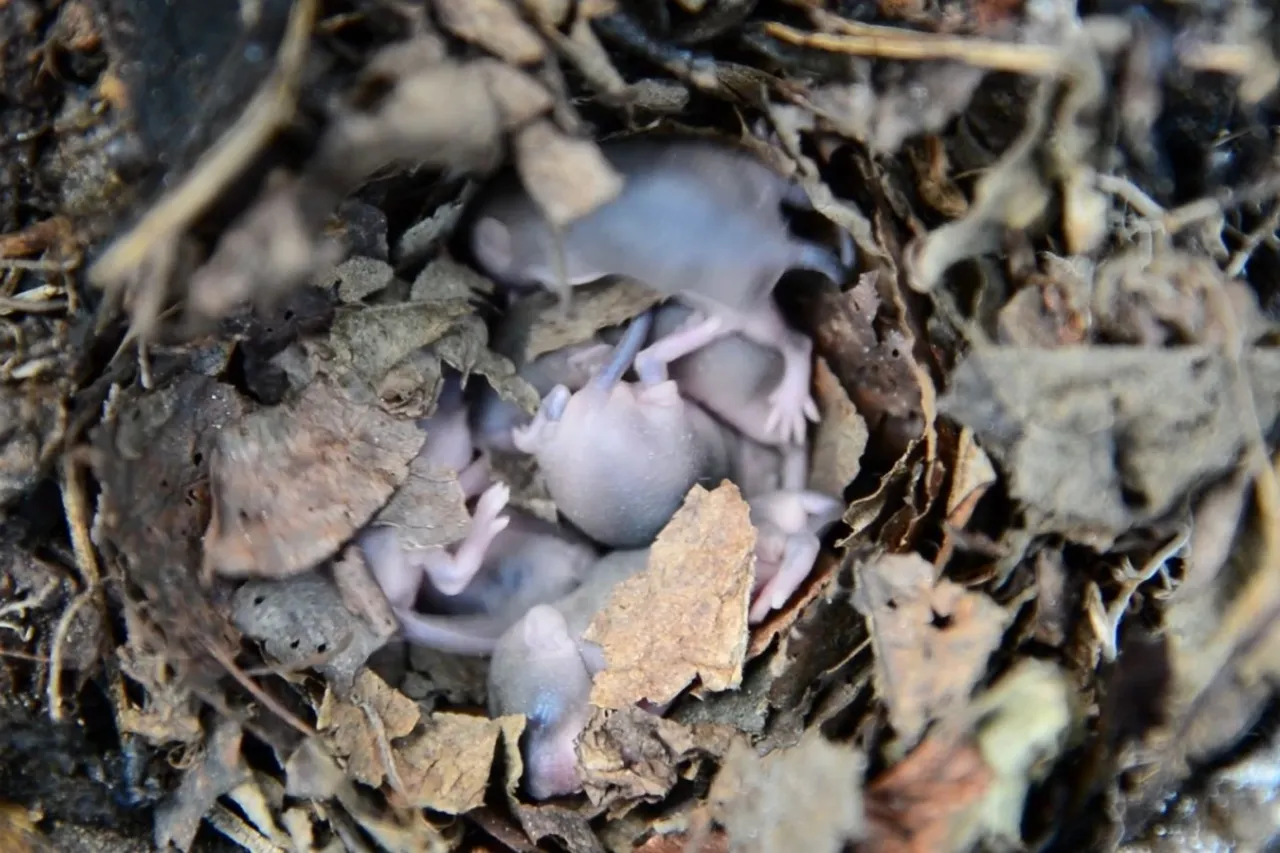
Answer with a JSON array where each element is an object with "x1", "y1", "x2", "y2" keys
[
  {"x1": 360, "y1": 506, "x2": 598, "y2": 655},
  {"x1": 488, "y1": 547, "x2": 651, "y2": 800},
  {"x1": 469, "y1": 135, "x2": 846, "y2": 313},
  {"x1": 469, "y1": 135, "x2": 844, "y2": 443},
  {"x1": 511, "y1": 309, "x2": 736, "y2": 548}
]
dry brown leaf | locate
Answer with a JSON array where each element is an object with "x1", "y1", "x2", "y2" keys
[
  {"x1": 409, "y1": 254, "x2": 495, "y2": 303},
  {"x1": 433, "y1": 0, "x2": 545, "y2": 65},
  {"x1": 374, "y1": 442, "x2": 472, "y2": 550},
  {"x1": 996, "y1": 254, "x2": 1092, "y2": 347},
  {"x1": 397, "y1": 712, "x2": 522, "y2": 814},
  {"x1": 513, "y1": 119, "x2": 624, "y2": 228},
  {"x1": 521, "y1": 278, "x2": 664, "y2": 361},
  {"x1": 933, "y1": 428, "x2": 998, "y2": 570},
  {"x1": 577, "y1": 706, "x2": 738, "y2": 808},
  {"x1": 809, "y1": 272, "x2": 923, "y2": 449},
  {"x1": 316, "y1": 55, "x2": 507, "y2": 180},
  {"x1": 939, "y1": 347, "x2": 1280, "y2": 544},
  {"x1": 189, "y1": 175, "x2": 347, "y2": 321},
  {"x1": 231, "y1": 570, "x2": 397, "y2": 691},
  {"x1": 1093, "y1": 248, "x2": 1268, "y2": 347},
  {"x1": 707, "y1": 732, "x2": 867, "y2": 853},
  {"x1": 585, "y1": 483, "x2": 755, "y2": 708},
  {"x1": 92, "y1": 374, "x2": 249, "y2": 589},
  {"x1": 329, "y1": 299, "x2": 474, "y2": 386},
  {"x1": 863, "y1": 734, "x2": 993, "y2": 853},
  {"x1": 204, "y1": 378, "x2": 425, "y2": 579},
  {"x1": 319, "y1": 670, "x2": 421, "y2": 788},
  {"x1": 322, "y1": 256, "x2": 396, "y2": 303},
  {"x1": 852, "y1": 552, "x2": 1009, "y2": 750},
  {"x1": 510, "y1": 802, "x2": 604, "y2": 853},
  {"x1": 808, "y1": 357, "x2": 869, "y2": 496}
]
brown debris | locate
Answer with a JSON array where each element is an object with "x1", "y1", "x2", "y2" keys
[
  {"x1": 318, "y1": 670, "x2": 420, "y2": 788},
  {"x1": 203, "y1": 378, "x2": 425, "y2": 579},
  {"x1": 517, "y1": 278, "x2": 665, "y2": 362},
  {"x1": 809, "y1": 272, "x2": 924, "y2": 445},
  {"x1": 807, "y1": 356, "x2": 869, "y2": 497},
  {"x1": 433, "y1": 0, "x2": 546, "y2": 65},
  {"x1": 708, "y1": 733, "x2": 867, "y2": 853},
  {"x1": 396, "y1": 713, "x2": 524, "y2": 814},
  {"x1": 939, "y1": 346, "x2": 1280, "y2": 544},
  {"x1": 852, "y1": 552, "x2": 1009, "y2": 749},
  {"x1": 232, "y1": 568, "x2": 397, "y2": 692},
  {"x1": 577, "y1": 706, "x2": 738, "y2": 808},
  {"x1": 585, "y1": 482, "x2": 755, "y2": 708},
  {"x1": 863, "y1": 733, "x2": 993, "y2": 853},
  {"x1": 153, "y1": 720, "x2": 249, "y2": 852},
  {"x1": 91, "y1": 373, "x2": 249, "y2": 606},
  {"x1": 513, "y1": 120, "x2": 625, "y2": 229}
]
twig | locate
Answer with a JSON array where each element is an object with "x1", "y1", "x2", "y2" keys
[
  {"x1": 1226, "y1": 201, "x2": 1280, "y2": 278},
  {"x1": 1096, "y1": 173, "x2": 1166, "y2": 221},
  {"x1": 206, "y1": 804, "x2": 286, "y2": 853},
  {"x1": 764, "y1": 20, "x2": 1064, "y2": 74},
  {"x1": 359, "y1": 700, "x2": 408, "y2": 799},
  {"x1": 1086, "y1": 529, "x2": 1190, "y2": 663},
  {"x1": 47, "y1": 588, "x2": 94, "y2": 721},
  {"x1": 60, "y1": 455, "x2": 101, "y2": 589},
  {"x1": 87, "y1": 0, "x2": 318, "y2": 290},
  {"x1": 203, "y1": 640, "x2": 318, "y2": 738},
  {"x1": 0, "y1": 578, "x2": 59, "y2": 620},
  {"x1": 0, "y1": 257, "x2": 78, "y2": 272}
]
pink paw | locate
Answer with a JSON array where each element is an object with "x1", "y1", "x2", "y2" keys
[
  {"x1": 473, "y1": 481, "x2": 512, "y2": 531},
  {"x1": 764, "y1": 374, "x2": 819, "y2": 446}
]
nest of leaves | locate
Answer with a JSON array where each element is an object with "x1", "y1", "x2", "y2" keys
[{"x1": 4, "y1": 0, "x2": 1280, "y2": 850}]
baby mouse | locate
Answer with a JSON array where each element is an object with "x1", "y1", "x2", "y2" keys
[
  {"x1": 469, "y1": 135, "x2": 845, "y2": 312},
  {"x1": 360, "y1": 507, "x2": 597, "y2": 655},
  {"x1": 488, "y1": 547, "x2": 651, "y2": 800},
  {"x1": 511, "y1": 309, "x2": 737, "y2": 548},
  {"x1": 468, "y1": 135, "x2": 848, "y2": 444}
]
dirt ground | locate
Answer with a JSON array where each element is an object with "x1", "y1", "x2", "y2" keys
[{"x1": 3, "y1": 0, "x2": 1280, "y2": 851}]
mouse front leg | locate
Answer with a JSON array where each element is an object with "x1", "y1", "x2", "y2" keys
[
  {"x1": 414, "y1": 482, "x2": 512, "y2": 595},
  {"x1": 725, "y1": 297, "x2": 819, "y2": 446}
]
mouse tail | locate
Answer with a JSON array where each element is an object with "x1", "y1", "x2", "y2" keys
[{"x1": 591, "y1": 308, "x2": 655, "y2": 391}]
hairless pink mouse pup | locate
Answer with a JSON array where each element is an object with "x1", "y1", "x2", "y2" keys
[
  {"x1": 511, "y1": 309, "x2": 754, "y2": 548},
  {"x1": 487, "y1": 489, "x2": 844, "y2": 800},
  {"x1": 360, "y1": 376, "x2": 599, "y2": 653},
  {"x1": 487, "y1": 547, "x2": 650, "y2": 800},
  {"x1": 469, "y1": 135, "x2": 850, "y2": 446}
]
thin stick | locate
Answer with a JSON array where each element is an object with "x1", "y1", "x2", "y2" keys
[
  {"x1": 47, "y1": 588, "x2": 94, "y2": 721},
  {"x1": 87, "y1": 0, "x2": 318, "y2": 289},
  {"x1": 763, "y1": 20, "x2": 1064, "y2": 74}
]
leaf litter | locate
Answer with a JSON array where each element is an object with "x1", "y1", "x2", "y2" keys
[{"x1": 5, "y1": 0, "x2": 1280, "y2": 850}]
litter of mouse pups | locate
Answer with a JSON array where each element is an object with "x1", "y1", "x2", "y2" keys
[{"x1": 5, "y1": 0, "x2": 1280, "y2": 851}]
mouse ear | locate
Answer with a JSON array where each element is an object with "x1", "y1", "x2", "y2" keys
[{"x1": 473, "y1": 216, "x2": 513, "y2": 272}]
